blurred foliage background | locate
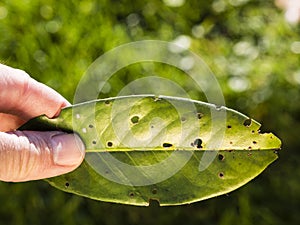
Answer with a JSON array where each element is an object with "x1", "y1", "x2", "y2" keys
[{"x1": 0, "y1": 0, "x2": 299, "y2": 224}]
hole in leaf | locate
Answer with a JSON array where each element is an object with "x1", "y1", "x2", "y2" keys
[
  {"x1": 149, "y1": 199, "x2": 160, "y2": 207},
  {"x1": 154, "y1": 96, "x2": 161, "y2": 102},
  {"x1": 152, "y1": 188, "x2": 157, "y2": 195},
  {"x1": 82, "y1": 128, "x2": 87, "y2": 133},
  {"x1": 107, "y1": 141, "x2": 113, "y2": 147},
  {"x1": 181, "y1": 117, "x2": 186, "y2": 122},
  {"x1": 104, "y1": 100, "x2": 110, "y2": 105},
  {"x1": 192, "y1": 138, "x2": 203, "y2": 149},
  {"x1": 218, "y1": 154, "x2": 225, "y2": 161},
  {"x1": 216, "y1": 105, "x2": 222, "y2": 110},
  {"x1": 252, "y1": 130, "x2": 255, "y2": 133},
  {"x1": 92, "y1": 140, "x2": 97, "y2": 145},
  {"x1": 218, "y1": 172, "x2": 224, "y2": 178},
  {"x1": 89, "y1": 124, "x2": 94, "y2": 128},
  {"x1": 129, "y1": 192, "x2": 135, "y2": 198},
  {"x1": 248, "y1": 146, "x2": 252, "y2": 150},
  {"x1": 65, "y1": 182, "x2": 70, "y2": 188},
  {"x1": 163, "y1": 143, "x2": 173, "y2": 148},
  {"x1": 131, "y1": 116, "x2": 139, "y2": 124},
  {"x1": 227, "y1": 125, "x2": 232, "y2": 129},
  {"x1": 197, "y1": 112, "x2": 203, "y2": 119},
  {"x1": 253, "y1": 141, "x2": 257, "y2": 144},
  {"x1": 243, "y1": 118, "x2": 251, "y2": 127}
]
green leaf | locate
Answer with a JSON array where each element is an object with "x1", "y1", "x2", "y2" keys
[{"x1": 19, "y1": 95, "x2": 281, "y2": 206}]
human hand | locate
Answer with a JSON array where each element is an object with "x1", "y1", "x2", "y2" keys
[{"x1": 0, "y1": 64, "x2": 85, "y2": 182}]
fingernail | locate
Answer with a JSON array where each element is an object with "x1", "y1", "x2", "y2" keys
[{"x1": 51, "y1": 133, "x2": 85, "y2": 166}]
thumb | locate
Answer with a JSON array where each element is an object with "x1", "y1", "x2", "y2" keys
[{"x1": 0, "y1": 131, "x2": 85, "y2": 182}]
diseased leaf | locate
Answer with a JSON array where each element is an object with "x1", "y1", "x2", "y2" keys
[{"x1": 19, "y1": 95, "x2": 281, "y2": 206}]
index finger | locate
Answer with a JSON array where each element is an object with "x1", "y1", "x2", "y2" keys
[{"x1": 0, "y1": 64, "x2": 70, "y2": 120}]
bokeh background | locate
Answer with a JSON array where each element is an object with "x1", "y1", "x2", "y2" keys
[{"x1": 0, "y1": 0, "x2": 299, "y2": 224}]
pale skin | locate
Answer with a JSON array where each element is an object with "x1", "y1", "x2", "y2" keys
[{"x1": 0, "y1": 64, "x2": 85, "y2": 182}]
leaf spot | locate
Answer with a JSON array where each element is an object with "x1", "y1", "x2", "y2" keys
[
  {"x1": 104, "y1": 100, "x2": 110, "y2": 105},
  {"x1": 163, "y1": 143, "x2": 173, "y2": 148},
  {"x1": 243, "y1": 118, "x2": 251, "y2": 127},
  {"x1": 92, "y1": 140, "x2": 97, "y2": 145},
  {"x1": 181, "y1": 117, "x2": 186, "y2": 122},
  {"x1": 89, "y1": 124, "x2": 94, "y2": 128},
  {"x1": 131, "y1": 116, "x2": 139, "y2": 124}
]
